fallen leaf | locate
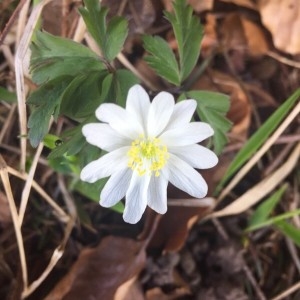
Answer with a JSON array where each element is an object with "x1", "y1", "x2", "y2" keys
[
  {"x1": 114, "y1": 276, "x2": 144, "y2": 300},
  {"x1": 193, "y1": 70, "x2": 251, "y2": 139},
  {"x1": 45, "y1": 236, "x2": 146, "y2": 300},
  {"x1": 102, "y1": 0, "x2": 156, "y2": 33},
  {"x1": 162, "y1": 0, "x2": 213, "y2": 12},
  {"x1": 201, "y1": 14, "x2": 219, "y2": 57},
  {"x1": 219, "y1": 0, "x2": 257, "y2": 10},
  {"x1": 146, "y1": 286, "x2": 190, "y2": 300},
  {"x1": 240, "y1": 16, "x2": 269, "y2": 56},
  {"x1": 258, "y1": 0, "x2": 300, "y2": 54},
  {"x1": 149, "y1": 196, "x2": 214, "y2": 252}
]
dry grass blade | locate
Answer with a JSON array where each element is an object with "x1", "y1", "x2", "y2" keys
[
  {"x1": 217, "y1": 100, "x2": 300, "y2": 203},
  {"x1": 15, "y1": 0, "x2": 52, "y2": 171},
  {"x1": 210, "y1": 142, "x2": 300, "y2": 218},
  {"x1": 272, "y1": 280, "x2": 300, "y2": 300},
  {"x1": 0, "y1": 155, "x2": 28, "y2": 291},
  {"x1": 0, "y1": 153, "x2": 74, "y2": 299}
]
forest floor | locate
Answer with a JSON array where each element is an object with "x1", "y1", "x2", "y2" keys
[{"x1": 0, "y1": 0, "x2": 299, "y2": 299}]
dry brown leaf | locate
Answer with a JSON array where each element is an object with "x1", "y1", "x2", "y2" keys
[
  {"x1": 149, "y1": 196, "x2": 214, "y2": 251},
  {"x1": 219, "y1": 0, "x2": 257, "y2": 10},
  {"x1": 258, "y1": 0, "x2": 300, "y2": 54},
  {"x1": 102, "y1": 0, "x2": 156, "y2": 33},
  {"x1": 146, "y1": 286, "x2": 190, "y2": 300},
  {"x1": 201, "y1": 14, "x2": 219, "y2": 57},
  {"x1": 45, "y1": 236, "x2": 146, "y2": 300},
  {"x1": 193, "y1": 70, "x2": 251, "y2": 139},
  {"x1": 162, "y1": 0, "x2": 213, "y2": 12},
  {"x1": 220, "y1": 13, "x2": 269, "y2": 58},
  {"x1": 240, "y1": 16, "x2": 269, "y2": 56},
  {"x1": 114, "y1": 276, "x2": 144, "y2": 300}
]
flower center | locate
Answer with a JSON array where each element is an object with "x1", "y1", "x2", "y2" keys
[{"x1": 127, "y1": 135, "x2": 169, "y2": 177}]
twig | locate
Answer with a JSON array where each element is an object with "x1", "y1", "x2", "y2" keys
[
  {"x1": 0, "y1": 155, "x2": 28, "y2": 290},
  {"x1": 268, "y1": 51, "x2": 300, "y2": 69},
  {"x1": 272, "y1": 280, "x2": 300, "y2": 300},
  {"x1": 243, "y1": 264, "x2": 266, "y2": 300},
  {"x1": 0, "y1": 0, "x2": 28, "y2": 46}
]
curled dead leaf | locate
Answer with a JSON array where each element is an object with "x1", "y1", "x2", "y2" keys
[
  {"x1": 45, "y1": 236, "x2": 146, "y2": 300},
  {"x1": 258, "y1": 0, "x2": 300, "y2": 54},
  {"x1": 193, "y1": 70, "x2": 251, "y2": 139},
  {"x1": 219, "y1": 0, "x2": 257, "y2": 10}
]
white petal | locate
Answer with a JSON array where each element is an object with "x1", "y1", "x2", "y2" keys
[
  {"x1": 126, "y1": 85, "x2": 150, "y2": 133},
  {"x1": 100, "y1": 167, "x2": 132, "y2": 207},
  {"x1": 82, "y1": 123, "x2": 130, "y2": 151},
  {"x1": 147, "y1": 91, "x2": 175, "y2": 137},
  {"x1": 96, "y1": 103, "x2": 142, "y2": 139},
  {"x1": 160, "y1": 122, "x2": 214, "y2": 147},
  {"x1": 147, "y1": 173, "x2": 168, "y2": 214},
  {"x1": 164, "y1": 100, "x2": 197, "y2": 131},
  {"x1": 80, "y1": 147, "x2": 129, "y2": 183},
  {"x1": 123, "y1": 172, "x2": 151, "y2": 224},
  {"x1": 167, "y1": 154, "x2": 208, "y2": 198},
  {"x1": 169, "y1": 144, "x2": 218, "y2": 169}
]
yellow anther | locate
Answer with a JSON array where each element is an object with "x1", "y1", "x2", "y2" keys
[{"x1": 127, "y1": 137, "x2": 168, "y2": 177}]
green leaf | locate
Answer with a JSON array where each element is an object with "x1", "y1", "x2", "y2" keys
[
  {"x1": 165, "y1": 0, "x2": 203, "y2": 82},
  {"x1": 275, "y1": 220, "x2": 300, "y2": 248},
  {"x1": 28, "y1": 76, "x2": 73, "y2": 147},
  {"x1": 187, "y1": 90, "x2": 232, "y2": 155},
  {"x1": 245, "y1": 208, "x2": 300, "y2": 232},
  {"x1": 143, "y1": 35, "x2": 180, "y2": 86},
  {"x1": 217, "y1": 88, "x2": 300, "y2": 193},
  {"x1": 101, "y1": 69, "x2": 139, "y2": 107},
  {"x1": 74, "y1": 178, "x2": 108, "y2": 202},
  {"x1": 246, "y1": 184, "x2": 287, "y2": 232},
  {"x1": 74, "y1": 179, "x2": 124, "y2": 213},
  {"x1": 0, "y1": 87, "x2": 17, "y2": 103},
  {"x1": 60, "y1": 70, "x2": 108, "y2": 120},
  {"x1": 30, "y1": 31, "x2": 104, "y2": 84},
  {"x1": 114, "y1": 69, "x2": 140, "y2": 106},
  {"x1": 48, "y1": 124, "x2": 87, "y2": 159},
  {"x1": 79, "y1": 0, "x2": 128, "y2": 62},
  {"x1": 43, "y1": 134, "x2": 62, "y2": 150}
]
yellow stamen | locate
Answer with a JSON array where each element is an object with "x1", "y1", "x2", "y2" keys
[{"x1": 127, "y1": 136, "x2": 168, "y2": 176}]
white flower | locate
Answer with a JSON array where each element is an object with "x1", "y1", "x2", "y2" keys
[{"x1": 80, "y1": 84, "x2": 218, "y2": 224}]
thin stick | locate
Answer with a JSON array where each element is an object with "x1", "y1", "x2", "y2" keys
[
  {"x1": 18, "y1": 142, "x2": 44, "y2": 225},
  {"x1": 7, "y1": 166, "x2": 69, "y2": 222},
  {"x1": 0, "y1": 155, "x2": 28, "y2": 290},
  {"x1": 217, "y1": 100, "x2": 300, "y2": 203},
  {"x1": 15, "y1": 0, "x2": 52, "y2": 171},
  {"x1": 243, "y1": 264, "x2": 266, "y2": 300},
  {"x1": 0, "y1": 0, "x2": 28, "y2": 46},
  {"x1": 271, "y1": 280, "x2": 300, "y2": 300},
  {"x1": 0, "y1": 104, "x2": 16, "y2": 144}
]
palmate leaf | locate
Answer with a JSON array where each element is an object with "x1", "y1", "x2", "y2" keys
[
  {"x1": 79, "y1": 0, "x2": 128, "y2": 62},
  {"x1": 27, "y1": 76, "x2": 73, "y2": 147},
  {"x1": 187, "y1": 91, "x2": 232, "y2": 155},
  {"x1": 30, "y1": 31, "x2": 104, "y2": 84},
  {"x1": 143, "y1": 35, "x2": 180, "y2": 86},
  {"x1": 165, "y1": 0, "x2": 203, "y2": 82},
  {"x1": 60, "y1": 70, "x2": 108, "y2": 120},
  {"x1": 101, "y1": 69, "x2": 140, "y2": 107}
]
